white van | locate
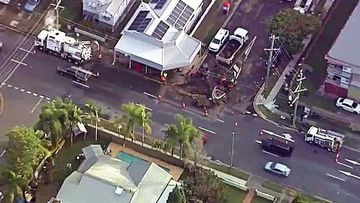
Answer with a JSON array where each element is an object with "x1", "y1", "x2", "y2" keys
[{"x1": 0, "y1": 0, "x2": 11, "y2": 4}]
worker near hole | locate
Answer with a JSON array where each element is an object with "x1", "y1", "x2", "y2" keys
[{"x1": 223, "y1": 1, "x2": 231, "y2": 15}]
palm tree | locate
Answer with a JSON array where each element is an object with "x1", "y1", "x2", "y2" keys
[
  {"x1": 112, "y1": 116, "x2": 125, "y2": 145},
  {"x1": 65, "y1": 100, "x2": 83, "y2": 146},
  {"x1": 135, "y1": 104, "x2": 152, "y2": 146},
  {"x1": 2, "y1": 170, "x2": 28, "y2": 203},
  {"x1": 35, "y1": 99, "x2": 69, "y2": 146},
  {"x1": 84, "y1": 102, "x2": 101, "y2": 141},
  {"x1": 121, "y1": 103, "x2": 138, "y2": 141},
  {"x1": 164, "y1": 114, "x2": 200, "y2": 158}
]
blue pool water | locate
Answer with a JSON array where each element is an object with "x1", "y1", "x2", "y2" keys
[{"x1": 117, "y1": 152, "x2": 170, "y2": 172}]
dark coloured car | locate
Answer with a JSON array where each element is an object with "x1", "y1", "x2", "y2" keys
[{"x1": 261, "y1": 138, "x2": 293, "y2": 157}]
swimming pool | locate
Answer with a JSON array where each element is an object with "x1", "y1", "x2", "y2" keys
[{"x1": 117, "y1": 152, "x2": 170, "y2": 172}]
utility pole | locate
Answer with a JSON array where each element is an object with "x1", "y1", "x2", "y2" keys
[
  {"x1": 55, "y1": 0, "x2": 62, "y2": 29},
  {"x1": 289, "y1": 69, "x2": 307, "y2": 127},
  {"x1": 230, "y1": 122, "x2": 237, "y2": 168},
  {"x1": 264, "y1": 34, "x2": 279, "y2": 82}
]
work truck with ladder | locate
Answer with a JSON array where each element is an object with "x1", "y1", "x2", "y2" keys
[{"x1": 305, "y1": 126, "x2": 344, "y2": 152}]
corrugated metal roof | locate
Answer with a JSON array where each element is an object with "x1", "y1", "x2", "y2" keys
[{"x1": 326, "y1": 2, "x2": 360, "y2": 69}]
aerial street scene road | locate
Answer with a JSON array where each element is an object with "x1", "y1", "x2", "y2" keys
[{"x1": 0, "y1": 0, "x2": 360, "y2": 202}]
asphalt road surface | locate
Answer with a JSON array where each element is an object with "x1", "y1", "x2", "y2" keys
[{"x1": 0, "y1": 2, "x2": 360, "y2": 203}]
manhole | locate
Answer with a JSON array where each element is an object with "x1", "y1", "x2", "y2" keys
[{"x1": 10, "y1": 20, "x2": 19, "y2": 27}]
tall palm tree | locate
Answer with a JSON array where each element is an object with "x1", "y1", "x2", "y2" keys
[
  {"x1": 112, "y1": 116, "x2": 125, "y2": 145},
  {"x1": 35, "y1": 99, "x2": 69, "y2": 146},
  {"x1": 164, "y1": 114, "x2": 200, "y2": 158},
  {"x1": 85, "y1": 102, "x2": 101, "y2": 141},
  {"x1": 135, "y1": 104, "x2": 152, "y2": 146},
  {"x1": 121, "y1": 103, "x2": 138, "y2": 141},
  {"x1": 65, "y1": 100, "x2": 83, "y2": 146}
]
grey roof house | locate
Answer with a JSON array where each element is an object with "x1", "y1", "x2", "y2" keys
[
  {"x1": 82, "y1": 0, "x2": 135, "y2": 32},
  {"x1": 114, "y1": 0, "x2": 203, "y2": 71},
  {"x1": 55, "y1": 145, "x2": 179, "y2": 203}
]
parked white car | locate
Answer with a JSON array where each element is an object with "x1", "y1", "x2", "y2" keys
[
  {"x1": 208, "y1": 28, "x2": 229, "y2": 53},
  {"x1": 336, "y1": 97, "x2": 360, "y2": 114},
  {"x1": 264, "y1": 162, "x2": 291, "y2": 177}
]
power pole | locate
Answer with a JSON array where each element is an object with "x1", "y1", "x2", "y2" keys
[
  {"x1": 55, "y1": 0, "x2": 62, "y2": 29},
  {"x1": 289, "y1": 69, "x2": 307, "y2": 127},
  {"x1": 264, "y1": 34, "x2": 279, "y2": 82},
  {"x1": 230, "y1": 122, "x2": 237, "y2": 168}
]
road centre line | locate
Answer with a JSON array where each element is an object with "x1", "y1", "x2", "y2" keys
[
  {"x1": 143, "y1": 91, "x2": 158, "y2": 99},
  {"x1": 326, "y1": 173, "x2": 346, "y2": 182},
  {"x1": 31, "y1": 97, "x2": 43, "y2": 114},
  {"x1": 20, "y1": 89, "x2": 25, "y2": 92},
  {"x1": 0, "y1": 149, "x2": 6, "y2": 157},
  {"x1": 198, "y1": 126, "x2": 216, "y2": 135},
  {"x1": 255, "y1": 140, "x2": 262, "y2": 144},
  {"x1": 72, "y1": 80, "x2": 90, "y2": 88},
  {"x1": 136, "y1": 103, "x2": 152, "y2": 111},
  {"x1": 11, "y1": 59, "x2": 28, "y2": 66},
  {"x1": 217, "y1": 118, "x2": 224, "y2": 123},
  {"x1": 262, "y1": 150, "x2": 279, "y2": 157},
  {"x1": 26, "y1": 91, "x2": 32, "y2": 94},
  {"x1": 14, "y1": 86, "x2": 19, "y2": 90},
  {"x1": 337, "y1": 161, "x2": 353, "y2": 169}
]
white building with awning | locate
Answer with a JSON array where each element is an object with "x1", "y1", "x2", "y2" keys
[{"x1": 113, "y1": 0, "x2": 203, "y2": 71}]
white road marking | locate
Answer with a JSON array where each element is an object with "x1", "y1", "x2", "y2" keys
[
  {"x1": 26, "y1": 91, "x2": 31, "y2": 94},
  {"x1": 245, "y1": 111, "x2": 251, "y2": 114},
  {"x1": 30, "y1": 97, "x2": 43, "y2": 114},
  {"x1": 7, "y1": 84, "x2": 12, "y2": 88},
  {"x1": 46, "y1": 97, "x2": 51, "y2": 101},
  {"x1": 255, "y1": 140, "x2": 262, "y2": 144},
  {"x1": 33, "y1": 93, "x2": 38, "y2": 96},
  {"x1": 0, "y1": 149, "x2": 6, "y2": 157},
  {"x1": 326, "y1": 173, "x2": 346, "y2": 182},
  {"x1": 72, "y1": 80, "x2": 90, "y2": 88},
  {"x1": 261, "y1": 129, "x2": 295, "y2": 143},
  {"x1": 20, "y1": 89, "x2": 25, "y2": 92},
  {"x1": 143, "y1": 91, "x2": 158, "y2": 99},
  {"x1": 252, "y1": 113, "x2": 258, "y2": 117},
  {"x1": 198, "y1": 126, "x2": 216, "y2": 135},
  {"x1": 19, "y1": 47, "x2": 33, "y2": 54},
  {"x1": 14, "y1": 86, "x2": 19, "y2": 90},
  {"x1": 217, "y1": 118, "x2": 224, "y2": 123},
  {"x1": 50, "y1": 3, "x2": 65, "y2": 8},
  {"x1": 345, "y1": 159, "x2": 360, "y2": 166},
  {"x1": 39, "y1": 95, "x2": 44, "y2": 98},
  {"x1": 136, "y1": 103, "x2": 152, "y2": 111},
  {"x1": 262, "y1": 150, "x2": 279, "y2": 157},
  {"x1": 11, "y1": 59, "x2": 28, "y2": 66},
  {"x1": 337, "y1": 161, "x2": 354, "y2": 169}
]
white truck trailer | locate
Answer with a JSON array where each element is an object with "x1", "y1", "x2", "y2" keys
[
  {"x1": 34, "y1": 29, "x2": 92, "y2": 65},
  {"x1": 305, "y1": 126, "x2": 344, "y2": 152}
]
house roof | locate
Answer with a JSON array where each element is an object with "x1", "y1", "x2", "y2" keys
[
  {"x1": 56, "y1": 145, "x2": 174, "y2": 203},
  {"x1": 115, "y1": 0, "x2": 202, "y2": 71},
  {"x1": 326, "y1": 2, "x2": 360, "y2": 69},
  {"x1": 115, "y1": 30, "x2": 201, "y2": 71}
]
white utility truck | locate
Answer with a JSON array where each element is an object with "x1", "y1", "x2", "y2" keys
[
  {"x1": 305, "y1": 126, "x2": 344, "y2": 152},
  {"x1": 34, "y1": 29, "x2": 92, "y2": 65}
]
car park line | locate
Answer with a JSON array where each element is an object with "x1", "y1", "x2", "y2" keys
[
  {"x1": 30, "y1": 97, "x2": 43, "y2": 114},
  {"x1": 72, "y1": 80, "x2": 90, "y2": 88},
  {"x1": 198, "y1": 126, "x2": 216, "y2": 135},
  {"x1": 326, "y1": 173, "x2": 346, "y2": 182},
  {"x1": 143, "y1": 91, "x2": 158, "y2": 99},
  {"x1": 262, "y1": 150, "x2": 279, "y2": 157},
  {"x1": 0, "y1": 149, "x2": 6, "y2": 158},
  {"x1": 19, "y1": 47, "x2": 34, "y2": 54},
  {"x1": 10, "y1": 58, "x2": 28, "y2": 66},
  {"x1": 337, "y1": 161, "x2": 353, "y2": 169}
]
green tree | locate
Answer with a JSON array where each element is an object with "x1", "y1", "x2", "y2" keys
[
  {"x1": 270, "y1": 9, "x2": 320, "y2": 54},
  {"x1": 65, "y1": 100, "x2": 83, "y2": 146},
  {"x1": 167, "y1": 185, "x2": 186, "y2": 203},
  {"x1": 112, "y1": 116, "x2": 125, "y2": 145},
  {"x1": 164, "y1": 114, "x2": 200, "y2": 158},
  {"x1": 121, "y1": 103, "x2": 138, "y2": 141},
  {"x1": 35, "y1": 99, "x2": 70, "y2": 146},
  {"x1": 183, "y1": 166, "x2": 225, "y2": 203},
  {"x1": 135, "y1": 104, "x2": 152, "y2": 146},
  {"x1": 84, "y1": 102, "x2": 101, "y2": 141},
  {"x1": 1, "y1": 169, "x2": 28, "y2": 203}
]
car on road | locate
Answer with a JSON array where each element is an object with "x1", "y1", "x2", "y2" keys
[
  {"x1": 57, "y1": 65, "x2": 92, "y2": 83},
  {"x1": 336, "y1": 97, "x2": 360, "y2": 114},
  {"x1": 208, "y1": 28, "x2": 229, "y2": 53},
  {"x1": 264, "y1": 162, "x2": 291, "y2": 177},
  {"x1": 24, "y1": 0, "x2": 40, "y2": 12},
  {"x1": 261, "y1": 138, "x2": 293, "y2": 157},
  {"x1": 0, "y1": 191, "x2": 3, "y2": 201}
]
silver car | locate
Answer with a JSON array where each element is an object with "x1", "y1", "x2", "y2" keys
[{"x1": 264, "y1": 162, "x2": 291, "y2": 177}]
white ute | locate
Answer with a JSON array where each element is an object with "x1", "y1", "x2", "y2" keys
[
  {"x1": 34, "y1": 29, "x2": 93, "y2": 65},
  {"x1": 208, "y1": 28, "x2": 229, "y2": 53}
]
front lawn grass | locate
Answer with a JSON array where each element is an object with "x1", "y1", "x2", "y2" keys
[
  {"x1": 60, "y1": 0, "x2": 82, "y2": 21},
  {"x1": 224, "y1": 184, "x2": 247, "y2": 203},
  {"x1": 261, "y1": 180, "x2": 284, "y2": 194}
]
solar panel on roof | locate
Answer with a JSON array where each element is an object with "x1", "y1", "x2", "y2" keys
[
  {"x1": 166, "y1": 0, "x2": 195, "y2": 30},
  {"x1": 136, "y1": 18, "x2": 152, "y2": 32},
  {"x1": 154, "y1": 0, "x2": 167, "y2": 9},
  {"x1": 152, "y1": 21, "x2": 170, "y2": 40},
  {"x1": 128, "y1": 11, "x2": 150, "y2": 31}
]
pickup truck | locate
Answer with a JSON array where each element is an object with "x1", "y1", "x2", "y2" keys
[
  {"x1": 57, "y1": 66, "x2": 93, "y2": 82},
  {"x1": 216, "y1": 27, "x2": 249, "y2": 65}
]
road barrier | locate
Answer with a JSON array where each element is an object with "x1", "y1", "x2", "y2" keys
[
  {"x1": 74, "y1": 27, "x2": 106, "y2": 43},
  {"x1": 255, "y1": 189, "x2": 276, "y2": 201}
]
